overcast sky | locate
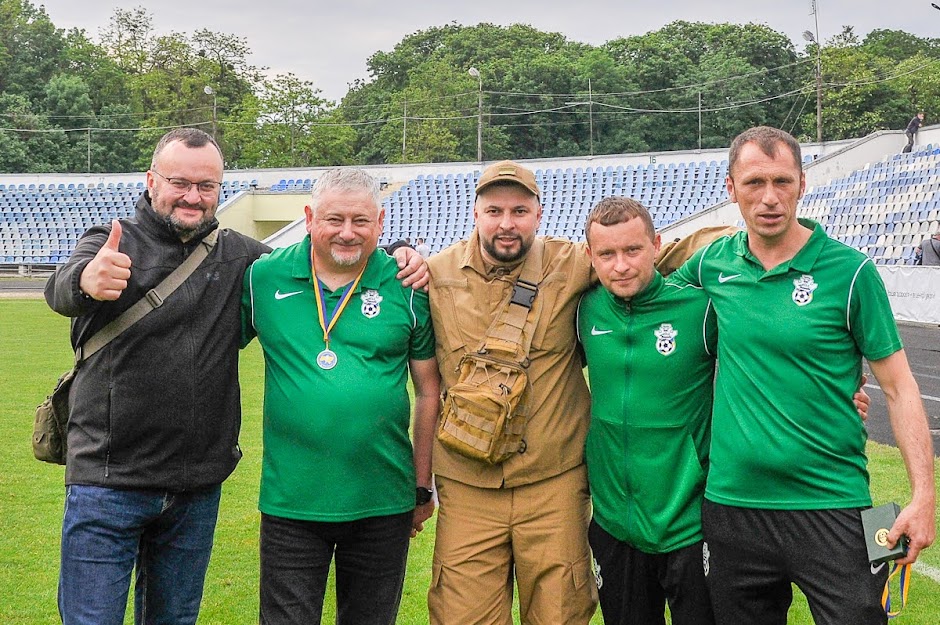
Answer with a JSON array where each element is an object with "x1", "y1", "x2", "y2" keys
[{"x1": 35, "y1": 0, "x2": 939, "y2": 102}]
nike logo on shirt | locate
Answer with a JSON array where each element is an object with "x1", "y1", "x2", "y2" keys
[
  {"x1": 274, "y1": 290, "x2": 303, "y2": 300},
  {"x1": 718, "y1": 273, "x2": 741, "y2": 283},
  {"x1": 591, "y1": 326, "x2": 613, "y2": 336}
]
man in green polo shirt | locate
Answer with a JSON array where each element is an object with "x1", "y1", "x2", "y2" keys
[
  {"x1": 578, "y1": 197, "x2": 716, "y2": 625},
  {"x1": 241, "y1": 168, "x2": 440, "y2": 625},
  {"x1": 672, "y1": 126, "x2": 935, "y2": 624}
]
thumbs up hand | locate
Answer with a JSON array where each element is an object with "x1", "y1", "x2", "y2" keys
[{"x1": 79, "y1": 220, "x2": 132, "y2": 301}]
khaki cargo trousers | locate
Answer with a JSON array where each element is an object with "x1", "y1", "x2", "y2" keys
[{"x1": 428, "y1": 465, "x2": 598, "y2": 624}]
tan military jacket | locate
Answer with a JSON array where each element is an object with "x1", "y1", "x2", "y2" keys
[{"x1": 427, "y1": 230, "x2": 594, "y2": 488}]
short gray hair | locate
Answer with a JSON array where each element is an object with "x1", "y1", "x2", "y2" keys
[{"x1": 310, "y1": 168, "x2": 381, "y2": 214}]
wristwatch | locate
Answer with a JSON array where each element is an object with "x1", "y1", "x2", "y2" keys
[{"x1": 416, "y1": 486, "x2": 433, "y2": 506}]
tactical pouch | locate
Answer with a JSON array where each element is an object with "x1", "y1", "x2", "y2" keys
[{"x1": 438, "y1": 349, "x2": 530, "y2": 465}]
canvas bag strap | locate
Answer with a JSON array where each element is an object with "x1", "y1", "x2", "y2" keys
[
  {"x1": 477, "y1": 237, "x2": 545, "y2": 360},
  {"x1": 75, "y1": 228, "x2": 220, "y2": 364}
]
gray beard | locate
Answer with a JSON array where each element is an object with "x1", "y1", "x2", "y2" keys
[
  {"x1": 331, "y1": 249, "x2": 362, "y2": 267},
  {"x1": 164, "y1": 213, "x2": 211, "y2": 242}
]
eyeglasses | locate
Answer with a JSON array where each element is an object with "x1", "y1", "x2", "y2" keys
[{"x1": 152, "y1": 170, "x2": 222, "y2": 195}]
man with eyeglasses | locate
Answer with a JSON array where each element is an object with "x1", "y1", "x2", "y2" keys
[
  {"x1": 44, "y1": 128, "x2": 429, "y2": 625},
  {"x1": 44, "y1": 127, "x2": 268, "y2": 625}
]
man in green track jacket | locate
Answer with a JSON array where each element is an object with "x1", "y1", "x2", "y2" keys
[{"x1": 577, "y1": 197, "x2": 716, "y2": 625}]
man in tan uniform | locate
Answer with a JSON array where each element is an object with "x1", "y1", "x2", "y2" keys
[{"x1": 426, "y1": 161, "x2": 598, "y2": 624}]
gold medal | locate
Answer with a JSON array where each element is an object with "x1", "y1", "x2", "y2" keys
[
  {"x1": 316, "y1": 349, "x2": 337, "y2": 370},
  {"x1": 874, "y1": 528, "x2": 890, "y2": 547},
  {"x1": 311, "y1": 257, "x2": 365, "y2": 372}
]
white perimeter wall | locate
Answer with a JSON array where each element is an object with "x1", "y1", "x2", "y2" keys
[{"x1": 879, "y1": 266, "x2": 940, "y2": 325}]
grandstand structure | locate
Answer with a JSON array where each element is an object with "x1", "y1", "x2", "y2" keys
[
  {"x1": 801, "y1": 150, "x2": 940, "y2": 265},
  {"x1": 0, "y1": 180, "x2": 251, "y2": 266},
  {"x1": 382, "y1": 161, "x2": 730, "y2": 253},
  {"x1": 1, "y1": 128, "x2": 939, "y2": 270}
]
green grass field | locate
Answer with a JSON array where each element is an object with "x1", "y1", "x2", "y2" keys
[{"x1": 1, "y1": 298, "x2": 938, "y2": 624}]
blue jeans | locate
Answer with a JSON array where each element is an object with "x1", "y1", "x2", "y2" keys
[
  {"x1": 259, "y1": 511, "x2": 413, "y2": 625},
  {"x1": 58, "y1": 484, "x2": 222, "y2": 625}
]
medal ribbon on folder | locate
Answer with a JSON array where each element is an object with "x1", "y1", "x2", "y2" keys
[{"x1": 881, "y1": 562, "x2": 911, "y2": 618}]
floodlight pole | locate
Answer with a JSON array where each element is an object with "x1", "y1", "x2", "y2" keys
[
  {"x1": 803, "y1": 2, "x2": 823, "y2": 143},
  {"x1": 813, "y1": 7, "x2": 822, "y2": 143},
  {"x1": 588, "y1": 78, "x2": 594, "y2": 156},
  {"x1": 469, "y1": 67, "x2": 482, "y2": 162},
  {"x1": 204, "y1": 85, "x2": 218, "y2": 140}
]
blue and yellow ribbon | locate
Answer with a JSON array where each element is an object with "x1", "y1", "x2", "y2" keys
[
  {"x1": 311, "y1": 261, "x2": 364, "y2": 351},
  {"x1": 882, "y1": 562, "x2": 911, "y2": 618}
]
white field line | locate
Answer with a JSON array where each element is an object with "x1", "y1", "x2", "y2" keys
[{"x1": 914, "y1": 561, "x2": 940, "y2": 584}]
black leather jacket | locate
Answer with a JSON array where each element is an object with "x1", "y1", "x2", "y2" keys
[{"x1": 45, "y1": 193, "x2": 269, "y2": 490}]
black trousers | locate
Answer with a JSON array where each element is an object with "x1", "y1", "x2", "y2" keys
[
  {"x1": 589, "y1": 518, "x2": 714, "y2": 625},
  {"x1": 259, "y1": 511, "x2": 412, "y2": 625},
  {"x1": 903, "y1": 131, "x2": 916, "y2": 153},
  {"x1": 701, "y1": 501, "x2": 888, "y2": 625}
]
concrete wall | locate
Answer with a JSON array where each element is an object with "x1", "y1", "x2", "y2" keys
[
  {"x1": 216, "y1": 191, "x2": 308, "y2": 240},
  {"x1": 879, "y1": 265, "x2": 940, "y2": 325}
]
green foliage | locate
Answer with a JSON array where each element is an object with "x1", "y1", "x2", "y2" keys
[
  {"x1": 1, "y1": 2, "x2": 940, "y2": 170},
  {"x1": 810, "y1": 43, "x2": 909, "y2": 141},
  {"x1": 373, "y1": 60, "x2": 476, "y2": 164},
  {"x1": 0, "y1": 0, "x2": 66, "y2": 100},
  {"x1": 224, "y1": 73, "x2": 354, "y2": 168},
  {"x1": 606, "y1": 21, "x2": 803, "y2": 150},
  {"x1": 863, "y1": 29, "x2": 940, "y2": 63}
]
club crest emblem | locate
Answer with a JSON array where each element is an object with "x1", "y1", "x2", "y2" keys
[
  {"x1": 792, "y1": 274, "x2": 818, "y2": 307},
  {"x1": 361, "y1": 289, "x2": 383, "y2": 318},
  {"x1": 654, "y1": 323, "x2": 678, "y2": 356}
]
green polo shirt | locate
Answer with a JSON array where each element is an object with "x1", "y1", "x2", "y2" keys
[
  {"x1": 241, "y1": 238, "x2": 435, "y2": 522},
  {"x1": 578, "y1": 272, "x2": 716, "y2": 552},
  {"x1": 672, "y1": 219, "x2": 902, "y2": 509}
]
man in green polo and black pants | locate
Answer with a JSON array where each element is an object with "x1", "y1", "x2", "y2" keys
[
  {"x1": 673, "y1": 126, "x2": 935, "y2": 624},
  {"x1": 578, "y1": 197, "x2": 717, "y2": 625},
  {"x1": 241, "y1": 168, "x2": 440, "y2": 625}
]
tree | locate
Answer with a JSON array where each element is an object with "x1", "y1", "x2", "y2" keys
[
  {"x1": 606, "y1": 21, "x2": 802, "y2": 152},
  {"x1": 225, "y1": 73, "x2": 353, "y2": 169},
  {"x1": 97, "y1": 6, "x2": 154, "y2": 74},
  {"x1": 92, "y1": 102, "x2": 139, "y2": 172},
  {"x1": 691, "y1": 50, "x2": 765, "y2": 148},
  {"x1": 42, "y1": 74, "x2": 95, "y2": 171},
  {"x1": 367, "y1": 59, "x2": 495, "y2": 164},
  {"x1": 2, "y1": 5, "x2": 938, "y2": 172},
  {"x1": 863, "y1": 29, "x2": 938, "y2": 63},
  {"x1": 342, "y1": 23, "x2": 632, "y2": 162},
  {"x1": 803, "y1": 28, "x2": 936, "y2": 141},
  {"x1": 0, "y1": 0, "x2": 67, "y2": 102},
  {"x1": 0, "y1": 92, "x2": 69, "y2": 172},
  {"x1": 63, "y1": 26, "x2": 132, "y2": 113}
]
